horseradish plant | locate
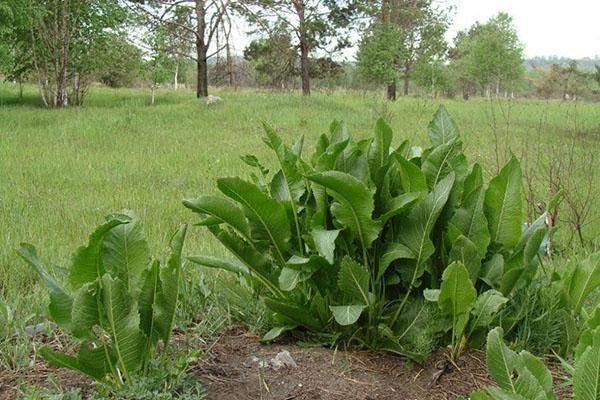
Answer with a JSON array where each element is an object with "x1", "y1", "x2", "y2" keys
[
  {"x1": 472, "y1": 308, "x2": 600, "y2": 400},
  {"x1": 185, "y1": 106, "x2": 551, "y2": 359},
  {"x1": 18, "y1": 211, "x2": 187, "y2": 386}
]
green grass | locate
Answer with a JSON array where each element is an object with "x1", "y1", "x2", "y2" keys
[{"x1": 0, "y1": 83, "x2": 598, "y2": 369}]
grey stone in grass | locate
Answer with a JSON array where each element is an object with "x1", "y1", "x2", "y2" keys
[{"x1": 25, "y1": 322, "x2": 58, "y2": 336}]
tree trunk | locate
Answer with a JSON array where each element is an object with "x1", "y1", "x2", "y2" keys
[
  {"x1": 151, "y1": 86, "x2": 155, "y2": 105},
  {"x1": 387, "y1": 82, "x2": 396, "y2": 101},
  {"x1": 294, "y1": 0, "x2": 310, "y2": 96},
  {"x1": 402, "y1": 62, "x2": 410, "y2": 96},
  {"x1": 195, "y1": 0, "x2": 209, "y2": 97},
  {"x1": 174, "y1": 60, "x2": 179, "y2": 90},
  {"x1": 197, "y1": 50, "x2": 208, "y2": 97}
]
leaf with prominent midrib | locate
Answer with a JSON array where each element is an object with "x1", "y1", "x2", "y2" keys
[
  {"x1": 218, "y1": 177, "x2": 291, "y2": 264},
  {"x1": 311, "y1": 227, "x2": 340, "y2": 265},
  {"x1": 484, "y1": 156, "x2": 523, "y2": 250},
  {"x1": 17, "y1": 243, "x2": 73, "y2": 328},
  {"x1": 377, "y1": 242, "x2": 414, "y2": 282},
  {"x1": 263, "y1": 298, "x2": 322, "y2": 331},
  {"x1": 486, "y1": 327, "x2": 520, "y2": 393},
  {"x1": 101, "y1": 274, "x2": 144, "y2": 380},
  {"x1": 102, "y1": 211, "x2": 150, "y2": 295},
  {"x1": 398, "y1": 173, "x2": 455, "y2": 283},
  {"x1": 69, "y1": 216, "x2": 129, "y2": 288},
  {"x1": 308, "y1": 171, "x2": 382, "y2": 252},
  {"x1": 451, "y1": 165, "x2": 490, "y2": 258},
  {"x1": 469, "y1": 290, "x2": 508, "y2": 330},
  {"x1": 139, "y1": 260, "x2": 160, "y2": 361},
  {"x1": 563, "y1": 253, "x2": 600, "y2": 314},
  {"x1": 427, "y1": 105, "x2": 459, "y2": 146},
  {"x1": 207, "y1": 225, "x2": 280, "y2": 296},
  {"x1": 338, "y1": 256, "x2": 369, "y2": 304},
  {"x1": 438, "y1": 262, "x2": 476, "y2": 341},
  {"x1": 573, "y1": 343, "x2": 600, "y2": 400},
  {"x1": 183, "y1": 195, "x2": 250, "y2": 240},
  {"x1": 187, "y1": 255, "x2": 249, "y2": 275},
  {"x1": 330, "y1": 305, "x2": 366, "y2": 326},
  {"x1": 154, "y1": 224, "x2": 187, "y2": 347},
  {"x1": 448, "y1": 235, "x2": 481, "y2": 284},
  {"x1": 70, "y1": 282, "x2": 99, "y2": 339},
  {"x1": 263, "y1": 123, "x2": 305, "y2": 203},
  {"x1": 421, "y1": 140, "x2": 467, "y2": 189},
  {"x1": 39, "y1": 345, "x2": 109, "y2": 381},
  {"x1": 368, "y1": 118, "x2": 393, "y2": 184},
  {"x1": 396, "y1": 154, "x2": 428, "y2": 193}
]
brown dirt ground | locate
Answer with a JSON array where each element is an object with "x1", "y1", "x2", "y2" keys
[
  {"x1": 0, "y1": 327, "x2": 572, "y2": 400},
  {"x1": 193, "y1": 327, "x2": 490, "y2": 400}
]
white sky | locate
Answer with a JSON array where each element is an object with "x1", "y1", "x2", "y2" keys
[
  {"x1": 229, "y1": 0, "x2": 600, "y2": 60},
  {"x1": 447, "y1": 0, "x2": 600, "y2": 58}
]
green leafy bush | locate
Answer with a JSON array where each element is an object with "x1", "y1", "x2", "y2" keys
[
  {"x1": 17, "y1": 211, "x2": 187, "y2": 386},
  {"x1": 474, "y1": 312, "x2": 600, "y2": 400},
  {"x1": 184, "y1": 106, "x2": 552, "y2": 359}
]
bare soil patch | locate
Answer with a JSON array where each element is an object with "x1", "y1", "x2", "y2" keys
[{"x1": 192, "y1": 327, "x2": 490, "y2": 400}]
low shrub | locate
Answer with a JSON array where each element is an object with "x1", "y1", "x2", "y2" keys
[
  {"x1": 17, "y1": 211, "x2": 188, "y2": 387},
  {"x1": 184, "y1": 106, "x2": 556, "y2": 360}
]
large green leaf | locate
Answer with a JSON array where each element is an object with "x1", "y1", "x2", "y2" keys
[
  {"x1": 310, "y1": 227, "x2": 340, "y2": 265},
  {"x1": 398, "y1": 172, "x2": 455, "y2": 284},
  {"x1": 377, "y1": 242, "x2": 414, "y2": 282},
  {"x1": 563, "y1": 253, "x2": 600, "y2": 314},
  {"x1": 421, "y1": 139, "x2": 468, "y2": 189},
  {"x1": 484, "y1": 157, "x2": 523, "y2": 250},
  {"x1": 218, "y1": 177, "x2": 291, "y2": 264},
  {"x1": 368, "y1": 118, "x2": 393, "y2": 183},
  {"x1": 263, "y1": 298, "x2": 323, "y2": 331},
  {"x1": 469, "y1": 290, "x2": 508, "y2": 331},
  {"x1": 338, "y1": 256, "x2": 370, "y2": 305},
  {"x1": 183, "y1": 195, "x2": 250, "y2": 239},
  {"x1": 70, "y1": 282, "x2": 100, "y2": 339},
  {"x1": 39, "y1": 345, "x2": 110, "y2": 381},
  {"x1": 330, "y1": 305, "x2": 366, "y2": 326},
  {"x1": 307, "y1": 171, "x2": 382, "y2": 255},
  {"x1": 427, "y1": 105, "x2": 459, "y2": 146},
  {"x1": 263, "y1": 123, "x2": 305, "y2": 252},
  {"x1": 438, "y1": 262, "x2": 476, "y2": 342},
  {"x1": 17, "y1": 243, "x2": 73, "y2": 328},
  {"x1": 207, "y1": 225, "x2": 281, "y2": 297},
  {"x1": 574, "y1": 343, "x2": 600, "y2": 400},
  {"x1": 187, "y1": 255, "x2": 249, "y2": 275},
  {"x1": 138, "y1": 260, "x2": 160, "y2": 361},
  {"x1": 396, "y1": 154, "x2": 428, "y2": 193},
  {"x1": 486, "y1": 327, "x2": 520, "y2": 393},
  {"x1": 575, "y1": 307, "x2": 600, "y2": 360},
  {"x1": 263, "y1": 123, "x2": 305, "y2": 203},
  {"x1": 451, "y1": 181, "x2": 490, "y2": 258},
  {"x1": 102, "y1": 211, "x2": 150, "y2": 294},
  {"x1": 378, "y1": 191, "x2": 424, "y2": 224},
  {"x1": 449, "y1": 235, "x2": 481, "y2": 284},
  {"x1": 518, "y1": 351, "x2": 554, "y2": 398},
  {"x1": 69, "y1": 216, "x2": 129, "y2": 288},
  {"x1": 101, "y1": 274, "x2": 144, "y2": 381},
  {"x1": 154, "y1": 224, "x2": 186, "y2": 347}
]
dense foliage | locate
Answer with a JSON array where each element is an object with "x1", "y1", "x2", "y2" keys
[
  {"x1": 473, "y1": 307, "x2": 600, "y2": 400},
  {"x1": 17, "y1": 212, "x2": 187, "y2": 386},
  {"x1": 184, "y1": 106, "x2": 558, "y2": 360}
]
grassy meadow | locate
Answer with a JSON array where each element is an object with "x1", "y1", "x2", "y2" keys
[{"x1": 1, "y1": 83, "x2": 599, "y2": 371}]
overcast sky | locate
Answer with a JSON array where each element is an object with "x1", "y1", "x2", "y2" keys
[
  {"x1": 229, "y1": 0, "x2": 600, "y2": 60},
  {"x1": 448, "y1": 0, "x2": 600, "y2": 58}
]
